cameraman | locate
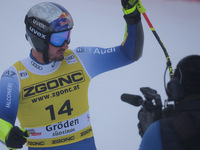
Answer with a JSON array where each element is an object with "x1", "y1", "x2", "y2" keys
[{"x1": 139, "y1": 55, "x2": 200, "y2": 150}]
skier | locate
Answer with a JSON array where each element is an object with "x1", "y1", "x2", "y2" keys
[{"x1": 0, "y1": 0, "x2": 144, "y2": 149}]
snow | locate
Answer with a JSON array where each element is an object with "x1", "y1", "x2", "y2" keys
[{"x1": 0, "y1": 0, "x2": 199, "y2": 149}]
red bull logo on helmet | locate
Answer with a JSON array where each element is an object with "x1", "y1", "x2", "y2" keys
[
  {"x1": 59, "y1": 12, "x2": 72, "y2": 26},
  {"x1": 50, "y1": 11, "x2": 73, "y2": 31}
]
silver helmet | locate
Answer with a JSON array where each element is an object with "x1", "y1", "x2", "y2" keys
[{"x1": 25, "y1": 2, "x2": 74, "y2": 55}]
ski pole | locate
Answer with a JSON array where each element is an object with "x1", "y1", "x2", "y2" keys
[{"x1": 136, "y1": 0, "x2": 174, "y2": 79}]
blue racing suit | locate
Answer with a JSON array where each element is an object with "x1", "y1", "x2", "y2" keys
[{"x1": 0, "y1": 19, "x2": 144, "y2": 149}]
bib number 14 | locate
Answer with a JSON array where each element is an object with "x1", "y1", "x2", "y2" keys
[{"x1": 45, "y1": 100, "x2": 73, "y2": 120}]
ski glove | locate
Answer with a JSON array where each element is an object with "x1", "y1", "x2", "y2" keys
[
  {"x1": 121, "y1": 0, "x2": 141, "y2": 25},
  {"x1": 121, "y1": 0, "x2": 139, "y2": 15},
  {"x1": 5, "y1": 126, "x2": 29, "y2": 149}
]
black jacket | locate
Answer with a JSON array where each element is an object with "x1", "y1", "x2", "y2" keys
[{"x1": 160, "y1": 99, "x2": 200, "y2": 150}]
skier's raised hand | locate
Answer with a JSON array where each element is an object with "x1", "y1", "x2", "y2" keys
[{"x1": 121, "y1": 0, "x2": 139, "y2": 15}]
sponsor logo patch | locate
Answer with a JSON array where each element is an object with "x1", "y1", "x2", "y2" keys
[
  {"x1": 19, "y1": 70, "x2": 29, "y2": 80},
  {"x1": 65, "y1": 54, "x2": 77, "y2": 65},
  {"x1": 2, "y1": 70, "x2": 16, "y2": 78}
]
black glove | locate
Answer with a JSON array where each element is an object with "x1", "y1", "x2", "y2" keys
[
  {"x1": 121, "y1": 0, "x2": 138, "y2": 10},
  {"x1": 121, "y1": 0, "x2": 141, "y2": 24},
  {"x1": 137, "y1": 107, "x2": 156, "y2": 137},
  {"x1": 5, "y1": 126, "x2": 29, "y2": 149},
  {"x1": 137, "y1": 98, "x2": 163, "y2": 137}
]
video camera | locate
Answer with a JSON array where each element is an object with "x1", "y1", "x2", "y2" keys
[{"x1": 121, "y1": 87, "x2": 175, "y2": 137}]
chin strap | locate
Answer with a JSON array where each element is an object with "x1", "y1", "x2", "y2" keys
[{"x1": 42, "y1": 47, "x2": 50, "y2": 64}]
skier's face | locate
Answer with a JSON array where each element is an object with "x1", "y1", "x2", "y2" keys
[{"x1": 48, "y1": 42, "x2": 68, "y2": 61}]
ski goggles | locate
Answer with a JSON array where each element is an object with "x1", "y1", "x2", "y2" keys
[{"x1": 50, "y1": 30, "x2": 71, "y2": 47}]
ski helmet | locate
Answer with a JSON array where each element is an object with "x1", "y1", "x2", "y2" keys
[{"x1": 25, "y1": 2, "x2": 74, "y2": 53}]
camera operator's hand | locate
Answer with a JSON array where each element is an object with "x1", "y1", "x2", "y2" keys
[
  {"x1": 137, "y1": 107, "x2": 155, "y2": 137},
  {"x1": 137, "y1": 87, "x2": 163, "y2": 137}
]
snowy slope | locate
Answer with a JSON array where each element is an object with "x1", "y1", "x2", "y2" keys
[{"x1": 0, "y1": 0, "x2": 199, "y2": 149}]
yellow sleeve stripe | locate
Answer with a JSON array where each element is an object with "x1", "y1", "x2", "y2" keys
[{"x1": 0, "y1": 118, "x2": 13, "y2": 142}]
